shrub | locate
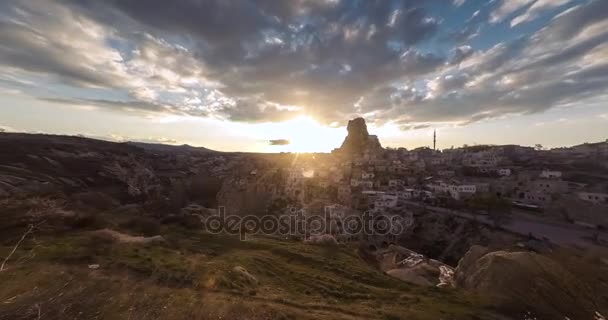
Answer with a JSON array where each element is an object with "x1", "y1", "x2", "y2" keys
[
  {"x1": 120, "y1": 217, "x2": 161, "y2": 236},
  {"x1": 66, "y1": 213, "x2": 107, "y2": 230},
  {"x1": 71, "y1": 191, "x2": 119, "y2": 211},
  {"x1": 383, "y1": 314, "x2": 401, "y2": 320}
]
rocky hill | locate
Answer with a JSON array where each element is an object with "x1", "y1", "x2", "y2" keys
[
  {"x1": 337, "y1": 118, "x2": 383, "y2": 156},
  {"x1": 1, "y1": 133, "x2": 607, "y2": 319}
]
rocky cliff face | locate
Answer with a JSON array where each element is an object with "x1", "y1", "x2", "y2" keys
[
  {"x1": 338, "y1": 117, "x2": 382, "y2": 155},
  {"x1": 455, "y1": 246, "x2": 607, "y2": 319}
]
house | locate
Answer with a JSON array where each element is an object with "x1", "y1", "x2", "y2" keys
[
  {"x1": 427, "y1": 181, "x2": 477, "y2": 200},
  {"x1": 374, "y1": 193, "x2": 399, "y2": 211},
  {"x1": 428, "y1": 157, "x2": 448, "y2": 166},
  {"x1": 361, "y1": 171, "x2": 375, "y2": 180},
  {"x1": 359, "y1": 180, "x2": 374, "y2": 190},
  {"x1": 388, "y1": 179, "x2": 405, "y2": 189},
  {"x1": 324, "y1": 204, "x2": 351, "y2": 218},
  {"x1": 521, "y1": 191, "x2": 552, "y2": 206},
  {"x1": 463, "y1": 151, "x2": 500, "y2": 168},
  {"x1": 497, "y1": 168, "x2": 512, "y2": 177},
  {"x1": 427, "y1": 181, "x2": 450, "y2": 193},
  {"x1": 531, "y1": 179, "x2": 567, "y2": 194},
  {"x1": 398, "y1": 189, "x2": 433, "y2": 201},
  {"x1": 472, "y1": 182, "x2": 490, "y2": 194},
  {"x1": 577, "y1": 192, "x2": 608, "y2": 205},
  {"x1": 361, "y1": 190, "x2": 386, "y2": 209},
  {"x1": 437, "y1": 170, "x2": 455, "y2": 177},
  {"x1": 448, "y1": 184, "x2": 476, "y2": 200},
  {"x1": 397, "y1": 189, "x2": 415, "y2": 201},
  {"x1": 539, "y1": 170, "x2": 562, "y2": 179}
]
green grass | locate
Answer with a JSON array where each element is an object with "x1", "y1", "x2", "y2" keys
[{"x1": 0, "y1": 226, "x2": 495, "y2": 319}]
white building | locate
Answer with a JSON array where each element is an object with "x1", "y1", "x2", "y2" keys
[
  {"x1": 522, "y1": 191, "x2": 551, "y2": 206},
  {"x1": 539, "y1": 170, "x2": 562, "y2": 179},
  {"x1": 427, "y1": 181, "x2": 450, "y2": 193},
  {"x1": 362, "y1": 172, "x2": 375, "y2": 180},
  {"x1": 463, "y1": 152, "x2": 500, "y2": 168},
  {"x1": 360, "y1": 180, "x2": 374, "y2": 190},
  {"x1": 497, "y1": 168, "x2": 512, "y2": 177},
  {"x1": 374, "y1": 193, "x2": 399, "y2": 211},
  {"x1": 577, "y1": 192, "x2": 608, "y2": 205},
  {"x1": 448, "y1": 184, "x2": 477, "y2": 200},
  {"x1": 427, "y1": 181, "x2": 477, "y2": 200},
  {"x1": 324, "y1": 204, "x2": 351, "y2": 218},
  {"x1": 437, "y1": 170, "x2": 455, "y2": 177},
  {"x1": 388, "y1": 179, "x2": 405, "y2": 188},
  {"x1": 398, "y1": 189, "x2": 432, "y2": 201}
]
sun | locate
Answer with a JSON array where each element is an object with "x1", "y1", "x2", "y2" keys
[{"x1": 268, "y1": 116, "x2": 344, "y2": 153}]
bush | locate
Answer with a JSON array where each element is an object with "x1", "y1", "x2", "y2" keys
[
  {"x1": 66, "y1": 213, "x2": 107, "y2": 230},
  {"x1": 86, "y1": 230, "x2": 116, "y2": 255},
  {"x1": 120, "y1": 217, "x2": 161, "y2": 236},
  {"x1": 180, "y1": 214, "x2": 203, "y2": 229},
  {"x1": 71, "y1": 191, "x2": 119, "y2": 211},
  {"x1": 383, "y1": 313, "x2": 401, "y2": 320}
]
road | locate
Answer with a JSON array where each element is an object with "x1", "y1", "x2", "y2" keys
[{"x1": 402, "y1": 201, "x2": 608, "y2": 248}]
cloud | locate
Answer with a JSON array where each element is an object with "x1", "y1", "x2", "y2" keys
[
  {"x1": 361, "y1": 0, "x2": 608, "y2": 126},
  {"x1": 38, "y1": 97, "x2": 174, "y2": 115},
  {"x1": 87, "y1": 133, "x2": 178, "y2": 144},
  {"x1": 449, "y1": 45, "x2": 474, "y2": 65},
  {"x1": 510, "y1": 0, "x2": 573, "y2": 27},
  {"x1": 445, "y1": 25, "x2": 480, "y2": 43},
  {"x1": 63, "y1": 0, "x2": 442, "y2": 124},
  {"x1": 490, "y1": 0, "x2": 535, "y2": 24},
  {"x1": 0, "y1": 2, "x2": 131, "y2": 89},
  {"x1": 0, "y1": 0, "x2": 607, "y2": 131},
  {"x1": 453, "y1": 0, "x2": 466, "y2": 7},
  {"x1": 269, "y1": 139, "x2": 290, "y2": 146}
]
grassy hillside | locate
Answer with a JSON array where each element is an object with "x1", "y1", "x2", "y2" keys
[{"x1": 0, "y1": 219, "x2": 498, "y2": 319}]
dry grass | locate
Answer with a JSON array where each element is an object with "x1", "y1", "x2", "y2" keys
[{"x1": 0, "y1": 226, "x2": 494, "y2": 320}]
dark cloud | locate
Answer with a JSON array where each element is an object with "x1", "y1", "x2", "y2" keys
[
  {"x1": 38, "y1": 97, "x2": 174, "y2": 115},
  {"x1": 217, "y1": 98, "x2": 301, "y2": 123},
  {"x1": 269, "y1": 139, "x2": 290, "y2": 146},
  {"x1": 61, "y1": 0, "x2": 442, "y2": 123},
  {"x1": 0, "y1": 19, "x2": 126, "y2": 88},
  {"x1": 0, "y1": 0, "x2": 607, "y2": 129}
]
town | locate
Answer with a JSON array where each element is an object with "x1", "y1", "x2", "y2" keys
[
  {"x1": 1, "y1": 119, "x2": 608, "y2": 319},
  {"x1": 209, "y1": 118, "x2": 608, "y2": 248}
]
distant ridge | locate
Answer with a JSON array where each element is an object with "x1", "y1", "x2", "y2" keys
[
  {"x1": 0, "y1": 132, "x2": 218, "y2": 154},
  {"x1": 127, "y1": 141, "x2": 218, "y2": 153}
]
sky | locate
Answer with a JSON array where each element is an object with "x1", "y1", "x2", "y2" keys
[{"x1": 0, "y1": 0, "x2": 607, "y2": 152}]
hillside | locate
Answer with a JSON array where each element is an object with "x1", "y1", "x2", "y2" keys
[{"x1": 1, "y1": 133, "x2": 607, "y2": 319}]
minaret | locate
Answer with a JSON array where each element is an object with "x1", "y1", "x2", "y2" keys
[{"x1": 433, "y1": 129, "x2": 436, "y2": 151}]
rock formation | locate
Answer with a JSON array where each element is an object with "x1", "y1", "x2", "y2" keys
[
  {"x1": 337, "y1": 117, "x2": 382, "y2": 156},
  {"x1": 377, "y1": 245, "x2": 455, "y2": 287},
  {"x1": 455, "y1": 246, "x2": 602, "y2": 319}
]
